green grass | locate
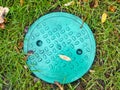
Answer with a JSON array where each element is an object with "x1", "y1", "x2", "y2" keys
[{"x1": 0, "y1": 0, "x2": 120, "y2": 90}]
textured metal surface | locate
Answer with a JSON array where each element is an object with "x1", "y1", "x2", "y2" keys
[{"x1": 24, "y1": 12, "x2": 96, "y2": 84}]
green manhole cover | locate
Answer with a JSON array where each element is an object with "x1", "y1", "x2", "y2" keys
[{"x1": 24, "y1": 12, "x2": 96, "y2": 84}]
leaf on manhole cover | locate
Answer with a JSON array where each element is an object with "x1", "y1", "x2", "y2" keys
[
  {"x1": 64, "y1": 1, "x2": 75, "y2": 6},
  {"x1": 101, "y1": 12, "x2": 107, "y2": 23},
  {"x1": 59, "y1": 54, "x2": 71, "y2": 61}
]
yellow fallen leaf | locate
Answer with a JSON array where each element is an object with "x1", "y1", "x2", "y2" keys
[
  {"x1": 64, "y1": 1, "x2": 75, "y2": 6},
  {"x1": 20, "y1": 0, "x2": 24, "y2": 6},
  {"x1": 59, "y1": 54, "x2": 71, "y2": 61},
  {"x1": 101, "y1": 12, "x2": 107, "y2": 23}
]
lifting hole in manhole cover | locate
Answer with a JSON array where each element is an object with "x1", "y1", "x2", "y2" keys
[{"x1": 36, "y1": 40, "x2": 43, "y2": 47}]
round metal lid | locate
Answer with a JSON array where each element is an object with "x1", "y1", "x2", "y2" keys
[{"x1": 24, "y1": 12, "x2": 96, "y2": 84}]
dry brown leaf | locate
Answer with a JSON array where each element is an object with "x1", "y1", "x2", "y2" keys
[
  {"x1": 0, "y1": 23, "x2": 5, "y2": 29},
  {"x1": 18, "y1": 41, "x2": 23, "y2": 49},
  {"x1": 64, "y1": 1, "x2": 75, "y2": 6},
  {"x1": 90, "y1": 0, "x2": 98, "y2": 8},
  {"x1": 0, "y1": 6, "x2": 9, "y2": 17},
  {"x1": 3, "y1": 7, "x2": 9, "y2": 15},
  {"x1": 4, "y1": 18, "x2": 7, "y2": 23},
  {"x1": 108, "y1": 6, "x2": 116, "y2": 12},
  {"x1": 0, "y1": 6, "x2": 9, "y2": 29},
  {"x1": 20, "y1": 0, "x2": 24, "y2": 6},
  {"x1": 0, "y1": 17, "x2": 4, "y2": 24},
  {"x1": 118, "y1": 0, "x2": 120, "y2": 3},
  {"x1": 101, "y1": 12, "x2": 107, "y2": 23}
]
